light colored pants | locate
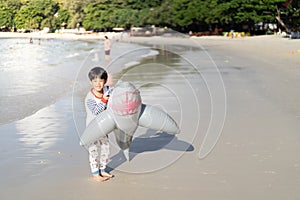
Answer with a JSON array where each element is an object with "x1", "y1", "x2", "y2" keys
[{"x1": 88, "y1": 136, "x2": 109, "y2": 175}]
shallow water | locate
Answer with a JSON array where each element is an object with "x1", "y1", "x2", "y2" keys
[{"x1": 0, "y1": 38, "x2": 143, "y2": 124}]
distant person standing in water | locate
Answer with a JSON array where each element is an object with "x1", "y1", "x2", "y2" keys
[{"x1": 104, "y1": 35, "x2": 111, "y2": 61}]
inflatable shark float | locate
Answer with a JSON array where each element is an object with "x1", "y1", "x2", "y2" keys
[{"x1": 80, "y1": 81, "x2": 180, "y2": 160}]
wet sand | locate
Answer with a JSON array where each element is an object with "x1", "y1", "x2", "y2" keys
[{"x1": 0, "y1": 34, "x2": 300, "y2": 200}]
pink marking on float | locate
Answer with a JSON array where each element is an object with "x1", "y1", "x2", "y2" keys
[{"x1": 109, "y1": 90, "x2": 142, "y2": 116}]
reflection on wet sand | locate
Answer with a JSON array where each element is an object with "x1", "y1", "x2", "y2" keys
[
  {"x1": 15, "y1": 101, "x2": 67, "y2": 165},
  {"x1": 16, "y1": 106, "x2": 63, "y2": 147}
]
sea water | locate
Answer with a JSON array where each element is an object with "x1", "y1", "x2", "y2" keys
[{"x1": 0, "y1": 38, "x2": 147, "y2": 124}]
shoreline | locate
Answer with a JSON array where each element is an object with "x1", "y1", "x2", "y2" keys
[{"x1": 2, "y1": 31, "x2": 300, "y2": 51}]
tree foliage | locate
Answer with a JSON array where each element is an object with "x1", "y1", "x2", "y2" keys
[
  {"x1": 0, "y1": 0, "x2": 21, "y2": 28},
  {"x1": 13, "y1": 0, "x2": 59, "y2": 30},
  {"x1": 0, "y1": 0, "x2": 299, "y2": 33}
]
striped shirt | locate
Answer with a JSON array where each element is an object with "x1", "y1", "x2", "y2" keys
[{"x1": 85, "y1": 85, "x2": 110, "y2": 126}]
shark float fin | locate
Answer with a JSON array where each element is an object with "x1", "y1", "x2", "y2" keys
[
  {"x1": 80, "y1": 110, "x2": 116, "y2": 146},
  {"x1": 138, "y1": 104, "x2": 180, "y2": 134}
]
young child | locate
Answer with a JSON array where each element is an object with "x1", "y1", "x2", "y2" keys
[{"x1": 85, "y1": 67, "x2": 114, "y2": 182}]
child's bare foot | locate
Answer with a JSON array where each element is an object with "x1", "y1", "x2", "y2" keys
[
  {"x1": 92, "y1": 175, "x2": 109, "y2": 182},
  {"x1": 100, "y1": 171, "x2": 114, "y2": 178}
]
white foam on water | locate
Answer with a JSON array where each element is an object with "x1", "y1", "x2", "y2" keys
[
  {"x1": 124, "y1": 61, "x2": 140, "y2": 68},
  {"x1": 141, "y1": 49, "x2": 159, "y2": 58}
]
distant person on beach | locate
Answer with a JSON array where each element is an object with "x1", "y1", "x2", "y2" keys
[
  {"x1": 84, "y1": 67, "x2": 114, "y2": 182},
  {"x1": 29, "y1": 37, "x2": 33, "y2": 44},
  {"x1": 104, "y1": 35, "x2": 111, "y2": 61}
]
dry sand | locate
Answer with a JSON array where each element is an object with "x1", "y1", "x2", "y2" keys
[{"x1": 0, "y1": 33, "x2": 300, "y2": 200}]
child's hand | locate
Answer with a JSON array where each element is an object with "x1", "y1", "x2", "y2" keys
[
  {"x1": 103, "y1": 93, "x2": 110, "y2": 100},
  {"x1": 103, "y1": 87, "x2": 113, "y2": 100}
]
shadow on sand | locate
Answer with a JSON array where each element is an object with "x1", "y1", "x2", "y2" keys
[{"x1": 107, "y1": 130, "x2": 194, "y2": 172}]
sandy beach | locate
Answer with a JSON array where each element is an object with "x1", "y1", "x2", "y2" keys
[{"x1": 0, "y1": 32, "x2": 300, "y2": 200}]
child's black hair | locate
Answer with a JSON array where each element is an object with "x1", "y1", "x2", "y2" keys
[{"x1": 88, "y1": 67, "x2": 108, "y2": 81}]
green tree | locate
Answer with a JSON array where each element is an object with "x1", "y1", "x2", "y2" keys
[
  {"x1": 83, "y1": 2, "x2": 112, "y2": 30},
  {"x1": 4, "y1": 0, "x2": 298, "y2": 34},
  {"x1": 277, "y1": 0, "x2": 300, "y2": 30},
  {"x1": 65, "y1": 0, "x2": 89, "y2": 28},
  {"x1": 0, "y1": 0, "x2": 21, "y2": 29},
  {"x1": 198, "y1": 0, "x2": 287, "y2": 32},
  {"x1": 83, "y1": 0, "x2": 170, "y2": 30},
  {"x1": 56, "y1": 8, "x2": 71, "y2": 27},
  {"x1": 14, "y1": 0, "x2": 59, "y2": 31},
  {"x1": 171, "y1": 0, "x2": 209, "y2": 31}
]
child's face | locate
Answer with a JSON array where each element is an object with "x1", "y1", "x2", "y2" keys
[{"x1": 91, "y1": 77, "x2": 106, "y2": 92}]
